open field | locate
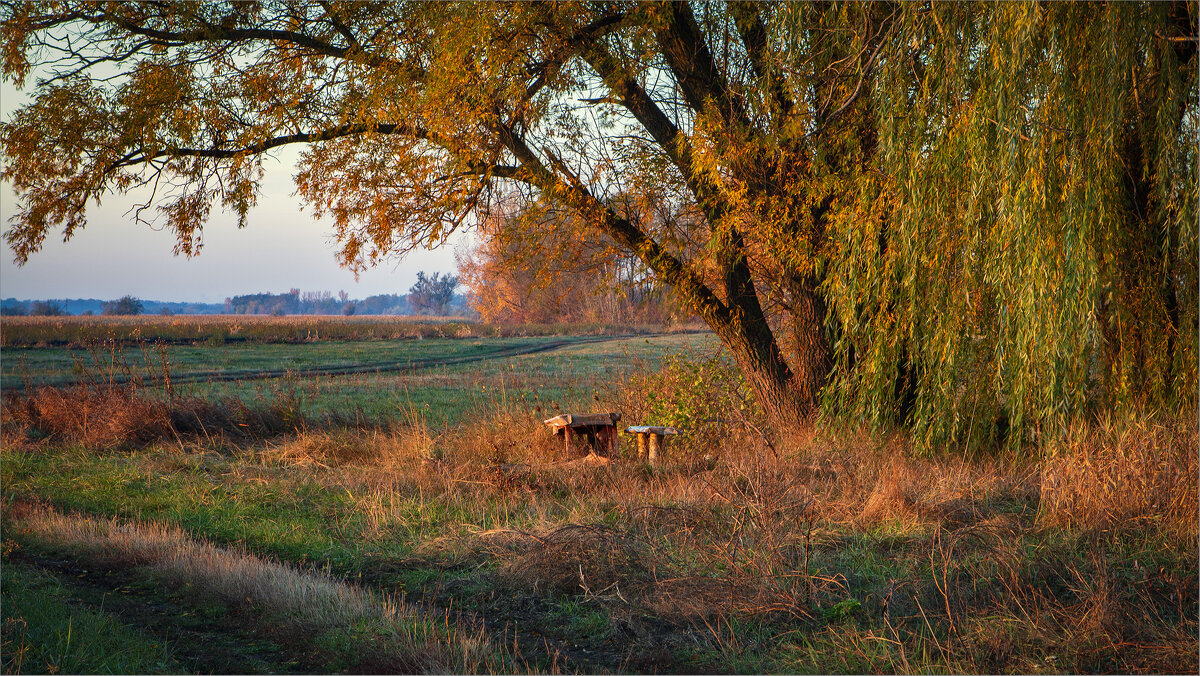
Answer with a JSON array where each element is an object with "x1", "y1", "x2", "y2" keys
[
  {"x1": 2, "y1": 328, "x2": 718, "y2": 427},
  {"x1": 1, "y1": 317, "x2": 1196, "y2": 674}
]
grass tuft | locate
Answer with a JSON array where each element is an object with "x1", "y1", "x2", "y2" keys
[{"x1": 1039, "y1": 414, "x2": 1198, "y2": 538}]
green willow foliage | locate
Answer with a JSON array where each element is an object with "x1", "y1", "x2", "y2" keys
[{"x1": 823, "y1": 2, "x2": 1197, "y2": 450}]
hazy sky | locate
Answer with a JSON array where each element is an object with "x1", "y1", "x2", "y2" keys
[{"x1": 0, "y1": 81, "x2": 463, "y2": 303}]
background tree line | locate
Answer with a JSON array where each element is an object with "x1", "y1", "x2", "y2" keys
[
  {"x1": 0, "y1": 299, "x2": 68, "y2": 316},
  {"x1": 0, "y1": 277, "x2": 468, "y2": 317},
  {"x1": 223, "y1": 281, "x2": 468, "y2": 316}
]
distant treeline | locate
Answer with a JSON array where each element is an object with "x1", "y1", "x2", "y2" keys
[
  {"x1": 1, "y1": 287, "x2": 470, "y2": 318},
  {"x1": 0, "y1": 297, "x2": 225, "y2": 316},
  {"x1": 226, "y1": 289, "x2": 413, "y2": 315}
]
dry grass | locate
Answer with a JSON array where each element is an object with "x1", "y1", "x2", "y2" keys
[
  {"x1": 0, "y1": 314, "x2": 667, "y2": 347},
  {"x1": 1038, "y1": 415, "x2": 1198, "y2": 538},
  {"x1": 4, "y1": 502, "x2": 505, "y2": 673},
  {"x1": 1, "y1": 384, "x2": 310, "y2": 449},
  {"x1": 273, "y1": 428, "x2": 410, "y2": 468},
  {"x1": 495, "y1": 524, "x2": 663, "y2": 597},
  {"x1": 396, "y1": 406, "x2": 1195, "y2": 669},
  {"x1": 444, "y1": 401, "x2": 560, "y2": 465},
  {"x1": 2, "y1": 386, "x2": 175, "y2": 447},
  {"x1": 851, "y1": 452, "x2": 1040, "y2": 529}
]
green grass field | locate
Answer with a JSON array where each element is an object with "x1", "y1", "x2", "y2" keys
[
  {"x1": 2, "y1": 332, "x2": 720, "y2": 426},
  {"x1": 1, "y1": 318, "x2": 1195, "y2": 674}
]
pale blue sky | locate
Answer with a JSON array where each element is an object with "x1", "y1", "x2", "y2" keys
[{"x1": 0, "y1": 82, "x2": 462, "y2": 304}]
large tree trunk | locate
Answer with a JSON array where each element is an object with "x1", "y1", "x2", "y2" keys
[
  {"x1": 704, "y1": 243, "x2": 828, "y2": 426},
  {"x1": 706, "y1": 307, "x2": 809, "y2": 427},
  {"x1": 786, "y1": 273, "x2": 832, "y2": 411}
]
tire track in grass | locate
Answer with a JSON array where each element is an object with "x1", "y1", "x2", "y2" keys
[
  {"x1": 4, "y1": 552, "x2": 309, "y2": 674},
  {"x1": 4, "y1": 504, "x2": 524, "y2": 673},
  {"x1": 23, "y1": 334, "x2": 643, "y2": 389}
]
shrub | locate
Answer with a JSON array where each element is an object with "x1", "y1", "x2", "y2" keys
[{"x1": 621, "y1": 353, "x2": 761, "y2": 458}]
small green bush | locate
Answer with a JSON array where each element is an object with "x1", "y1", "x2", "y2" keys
[{"x1": 630, "y1": 353, "x2": 760, "y2": 456}]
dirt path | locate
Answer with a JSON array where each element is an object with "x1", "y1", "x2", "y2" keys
[{"x1": 25, "y1": 334, "x2": 638, "y2": 389}]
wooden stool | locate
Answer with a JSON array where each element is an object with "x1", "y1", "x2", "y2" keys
[
  {"x1": 624, "y1": 425, "x2": 679, "y2": 465},
  {"x1": 543, "y1": 412, "x2": 622, "y2": 457}
]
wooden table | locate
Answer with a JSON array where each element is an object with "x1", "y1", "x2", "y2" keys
[
  {"x1": 624, "y1": 425, "x2": 679, "y2": 464},
  {"x1": 543, "y1": 412, "x2": 622, "y2": 457}
]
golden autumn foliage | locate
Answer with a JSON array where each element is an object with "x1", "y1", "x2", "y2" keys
[{"x1": 457, "y1": 196, "x2": 683, "y2": 325}]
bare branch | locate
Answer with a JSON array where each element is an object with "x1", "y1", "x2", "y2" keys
[{"x1": 109, "y1": 123, "x2": 432, "y2": 170}]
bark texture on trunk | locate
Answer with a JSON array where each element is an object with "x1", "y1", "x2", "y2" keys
[
  {"x1": 715, "y1": 316, "x2": 810, "y2": 428},
  {"x1": 786, "y1": 273, "x2": 832, "y2": 414}
]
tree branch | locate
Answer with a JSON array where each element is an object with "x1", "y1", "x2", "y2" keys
[
  {"x1": 581, "y1": 40, "x2": 731, "y2": 229},
  {"x1": 654, "y1": 2, "x2": 754, "y2": 133},
  {"x1": 316, "y1": 1, "x2": 362, "y2": 52},
  {"x1": 492, "y1": 118, "x2": 737, "y2": 330},
  {"x1": 96, "y1": 5, "x2": 398, "y2": 69},
  {"x1": 728, "y1": 1, "x2": 794, "y2": 118},
  {"x1": 108, "y1": 122, "x2": 432, "y2": 170}
]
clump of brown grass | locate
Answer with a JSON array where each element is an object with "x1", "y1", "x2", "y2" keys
[
  {"x1": 2, "y1": 385, "x2": 174, "y2": 447},
  {"x1": 1, "y1": 383, "x2": 318, "y2": 449},
  {"x1": 274, "y1": 429, "x2": 394, "y2": 467},
  {"x1": 496, "y1": 524, "x2": 664, "y2": 597},
  {"x1": 772, "y1": 427, "x2": 1039, "y2": 530},
  {"x1": 447, "y1": 402, "x2": 561, "y2": 465},
  {"x1": 857, "y1": 457, "x2": 926, "y2": 525},
  {"x1": 6, "y1": 503, "x2": 504, "y2": 673},
  {"x1": 1038, "y1": 415, "x2": 1198, "y2": 538},
  {"x1": 488, "y1": 522, "x2": 770, "y2": 623}
]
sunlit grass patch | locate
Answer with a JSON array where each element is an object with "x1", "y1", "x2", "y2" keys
[{"x1": 0, "y1": 560, "x2": 180, "y2": 675}]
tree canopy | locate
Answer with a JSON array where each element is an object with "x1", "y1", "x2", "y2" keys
[
  {"x1": 2, "y1": 1, "x2": 1195, "y2": 448},
  {"x1": 457, "y1": 195, "x2": 681, "y2": 324},
  {"x1": 100, "y1": 295, "x2": 144, "y2": 316}
]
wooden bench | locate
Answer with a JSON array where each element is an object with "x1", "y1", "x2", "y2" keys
[
  {"x1": 543, "y1": 412, "x2": 622, "y2": 457},
  {"x1": 624, "y1": 425, "x2": 679, "y2": 465}
]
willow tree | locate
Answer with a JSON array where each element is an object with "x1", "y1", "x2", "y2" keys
[
  {"x1": 2, "y1": 1, "x2": 1195, "y2": 444},
  {"x1": 824, "y1": 1, "x2": 1198, "y2": 449}
]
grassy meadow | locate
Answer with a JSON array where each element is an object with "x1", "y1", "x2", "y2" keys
[{"x1": 1, "y1": 316, "x2": 1196, "y2": 674}]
